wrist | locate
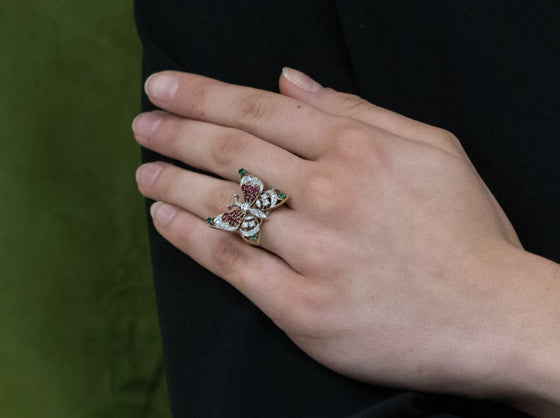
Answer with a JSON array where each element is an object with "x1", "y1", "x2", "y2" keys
[{"x1": 486, "y1": 247, "x2": 560, "y2": 416}]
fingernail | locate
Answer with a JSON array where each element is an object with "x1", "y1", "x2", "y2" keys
[
  {"x1": 282, "y1": 67, "x2": 322, "y2": 92},
  {"x1": 145, "y1": 73, "x2": 178, "y2": 101},
  {"x1": 150, "y1": 202, "x2": 177, "y2": 225},
  {"x1": 132, "y1": 112, "x2": 162, "y2": 140},
  {"x1": 136, "y1": 163, "x2": 164, "y2": 186}
]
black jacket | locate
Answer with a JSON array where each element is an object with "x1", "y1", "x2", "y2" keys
[{"x1": 134, "y1": 1, "x2": 558, "y2": 416}]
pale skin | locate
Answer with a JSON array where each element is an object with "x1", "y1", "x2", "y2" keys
[{"x1": 132, "y1": 68, "x2": 560, "y2": 417}]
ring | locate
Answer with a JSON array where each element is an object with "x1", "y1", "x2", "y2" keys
[{"x1": 206, "y1": 168, "x2": 289, "y2": 245}]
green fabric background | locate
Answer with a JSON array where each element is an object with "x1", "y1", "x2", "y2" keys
[{"x1": 0, "y1": 1, "x2": 171, "y2": 416}]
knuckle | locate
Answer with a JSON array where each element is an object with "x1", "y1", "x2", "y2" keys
[
  {"x1": 188, "y1": 83, "x2": 209, "y2": 119},
  {"x1": 304, "y1": 233, "x2": 342, "y2": 272},
  {"x1": 326, "y1": 119, "x2": 364, "y2": 141},
  {"x1": 157, "y1": 117, "x2": 186, "y2": 150},
  {"x1": 237, "y1": 92, "x2": 276, "y2": 123},
  {"x1": 303, "y1": 171, "x2": 343, "y2": 214},
  {"x1": 334, "y1": 91, "x2": 375, "y2": 115},
  {"x1": 433, "y1": 128, "x2": 462, "y2": 149},
  {"x1": 206, "y1": 187, "x2": 236, "y2": 213},
  {"x1": 210, "y1": 129, "x2": 248, "y2": 167},
  {"x1": 210, "y1": 237, "x2": 247, "y2": 275},
  {"x1": 334, "y1": 127, "x2": 391, "y2": 174},
  {"x1": 173, "y1": 217, "x2": 195, "y2": 248},
  {"x1": 288, "y1": 230, "x2": 341, "y2": 276},
  {"x1": 153, "y1": 166, "x2": 177, "y2": 196},
  {"x1": 285, "y1": 282, "x2": 337, "y2": 336},
  {"x1": 326, "y1": 122, "x2": 376, "y2": 162}
]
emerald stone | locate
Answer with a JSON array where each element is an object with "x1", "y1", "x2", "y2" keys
[
  {"x1": 279, "y1": 192, "x2": 285, "y2": 199},
  {"x1": 238, "y1": 168, "x2": 246, "y2": 176},
  {"x1": 250, "y1": 234, "x2": 257, "y2": 241},
  {"x1": 206, "y1": 217, "x2": 214, "y2": 225}
]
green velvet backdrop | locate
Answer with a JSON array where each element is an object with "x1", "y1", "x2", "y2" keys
[{"x1": 0, "y1": 1, "x2": 171, "y2": 416}]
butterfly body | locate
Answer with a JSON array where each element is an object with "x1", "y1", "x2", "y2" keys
[{"x1": 207, "y1": 169, "x2": 289, "y2": 245}]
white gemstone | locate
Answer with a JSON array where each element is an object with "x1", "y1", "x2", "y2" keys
[
  {"x1": 241, "y1": 175, "x2": 264, "y2": 193},
  {"x1": 269, "y1": 190, "x2": 278, "y2": 207},
  {"x1": 249, "y1": 208, "x2": 267, "y2": 219},
  {"x1": 242, "y1": 215, "x2": 258, "y2": 227},
  {"x1": 241, "y1": 224, "x2": 260, "y2": 237}
]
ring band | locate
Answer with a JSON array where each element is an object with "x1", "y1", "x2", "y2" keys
[{"x1": 206, "y1": 168, "x2": 289, "y2": 245}]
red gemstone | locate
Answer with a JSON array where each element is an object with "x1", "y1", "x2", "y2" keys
[
  {"x1": 242, "y1": 184, "x2": 259, "y2": 201},
  {"x1": 223, "y1": 209, "x2": 244, "y2": 226}
]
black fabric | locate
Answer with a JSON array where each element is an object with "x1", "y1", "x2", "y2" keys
[{"x1": 134, "y1": 1, "x2": 558, "y2": 417}]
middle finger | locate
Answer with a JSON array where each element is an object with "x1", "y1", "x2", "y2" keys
[{"x1": 133, "y1": 111, "x2": 306, "y2": 199}]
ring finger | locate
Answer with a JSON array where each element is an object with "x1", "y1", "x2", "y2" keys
[{"x1": 135, "y1": 161, "x2": 303, "y2": 259}]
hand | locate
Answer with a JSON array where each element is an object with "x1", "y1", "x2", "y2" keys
[{"x1": 132, "y1": 68, "x2": 560, "y2": 415}]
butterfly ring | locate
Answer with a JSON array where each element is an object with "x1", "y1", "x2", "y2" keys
[{"x1": 206, "y1": 168, "x2": 289, "y2": 245}]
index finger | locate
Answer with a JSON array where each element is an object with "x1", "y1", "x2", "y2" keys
[{"x1": 144, "y1": 71, "x2": 341, "y2": 159}]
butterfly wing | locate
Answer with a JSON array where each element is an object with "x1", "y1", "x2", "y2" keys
[
  {"x1": 209, "y1": 209, "x2": 245, "y2": 231},
  {"x1": 239, "y1": 214, "x2": 264, "y2": 245},
  {"x1": 240, "y1": 172, "x2": 264, "y2": 205},
  {"x1": 252, "y1": 189, "x2": 289, "y2": 213},
  {"x1": 242, "y1": 190, "x2": 288, "y2": 245}
]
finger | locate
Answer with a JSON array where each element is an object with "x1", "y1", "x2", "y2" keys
[
  {"x1": 279, "y1": 67, "x2": 468, "y2": 159},
  {"x1": 135, "y1": 160, "x2": 304, "y2": 212},
  {"x1": 136, "y1": 162, "x2": 305, "y2": 258},
  {"x1": 149, "y1": 201, "x2": 304, "y2": 322},
  {"x1": 144, "y1": 71, "x2": 345, "y2": 160},
  {"x1": 132, "y1": 111, "x2": 306, "y2": 192}
]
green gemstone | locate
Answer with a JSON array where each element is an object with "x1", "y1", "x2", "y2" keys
[
  {"x1": 250, "y1": 234, "x2": 257, "y2": 241},
  {"x1": 238, "y1": 168, "x2": 246, "y2": 176},
  {"x1": 279, "y1": 192, "x2": 285, "y2": 199},
  {"x1": 206, "y1": 217, "x2": 214, "y2": 225}
]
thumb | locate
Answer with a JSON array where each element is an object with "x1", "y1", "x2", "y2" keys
[
  {"x1": 279, "y1": 67, "x2": 412, "y2": 134},
  {"x1": 279, "y1": 67, "x2": 324, "y2": 94},
  {"x1": 279, "y1": 67, "x2": 467, "y2": 158},
  {"x1": 279, "y1": 67, "x2": 379, "y2": 121}
]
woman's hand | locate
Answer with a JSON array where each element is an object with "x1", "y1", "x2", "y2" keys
[{"x1": 132, "y1": 68, "x2": 560, "y2": 415}]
